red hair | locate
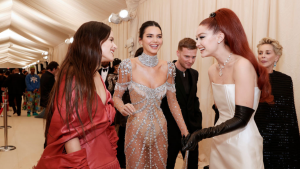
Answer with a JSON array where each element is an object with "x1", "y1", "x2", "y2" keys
[{"x1": 201, "y1": 8, "x2": 273, "y2": 103}]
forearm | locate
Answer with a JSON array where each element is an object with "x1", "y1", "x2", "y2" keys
[
  {"x1": 65, "y1": 137, "x2": 81, "y2": 154},
  {"x1": 167, "y1": 92, "x2": 189, "y2": 136},
  {"x1": 113, "y1": 94, "x2": 125, "y2": 113},
  {"x1": 197, "y1": 115, "x2": 247, "y2": 139},
  {"x1": 183, "y1": 105, "x2": 254, "y2": 151},
  {"x1": 170, "y1": 105, "x2": 189, "y2": 136}
]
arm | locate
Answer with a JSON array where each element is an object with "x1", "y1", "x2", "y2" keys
[
  {"x1": 65, "y1": 137, "x2": 81, "y2": 154},
  {"x1": 166, "y1": 62, "x2": 189, "y2": 136},
  {"x1": 183, "y1": 58, "x2": 257, "y2": 151},
  {"x1": 113, "y1": 59, "x2": 135, "y2": 116}
]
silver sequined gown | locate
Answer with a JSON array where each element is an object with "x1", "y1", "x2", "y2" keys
[{"x1": 113, "y1": 59, "x2": 188, "y2": 169}]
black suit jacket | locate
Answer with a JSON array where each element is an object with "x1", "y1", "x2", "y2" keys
[
  {"x1": 3, "y1": 73, "x2": 26, "y2": 95},
  {"x1": 98, "y1": 67, "x2": 113, "y2": 88},
  {"x1": 161, "y1": 62, "x2": 202, "y2": 139},
  {"x1": 40, "y1": 71, "x2": 55, "y2": 108}
]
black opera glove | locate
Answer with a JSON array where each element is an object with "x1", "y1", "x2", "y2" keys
[
  {"x1": 212, "y1": 104, "x2": 219, "y2": 125},
  {"x1": 181, "y1": 134, "x2": 191, "y2": 148},
  {"x1": 182, "y1": 105, "x2": 255, "y2": 151}
]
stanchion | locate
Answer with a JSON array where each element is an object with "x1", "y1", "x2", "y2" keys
[
  {"x1": 0, "y1": 93, "x2": 16, "y2": 152},
  {"x1": 0, "y1": 91, "x2": 11, "y2": 118},
  {"x1": 0, "y1": 92, "x2": 11, "y2": 129}
]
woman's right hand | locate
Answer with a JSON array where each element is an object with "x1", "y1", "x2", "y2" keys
[{"x1": 120, "y1": 103, "x2": 136, "y2": 116}]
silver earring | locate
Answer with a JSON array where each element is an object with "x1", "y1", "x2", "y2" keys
[
  {"x1": 274, "y1": 61, "x2": 277, "y2": 67},
  {"x1": 218, "y1": 41, "x2": 221, "y2": 44}
]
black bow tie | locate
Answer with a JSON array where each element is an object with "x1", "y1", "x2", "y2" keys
[{"x1": 103, "y1": 68, "x2": 108, "y2": 72}]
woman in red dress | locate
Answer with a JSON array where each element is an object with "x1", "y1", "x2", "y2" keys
[{"x1": 35, "y1": 21, "x2": 120, "y2": 169}]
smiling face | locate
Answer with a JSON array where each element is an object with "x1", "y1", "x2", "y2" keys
[
  {"x1": 257, "y1": 44, "x2": 279, "y2": 72},
  {"x1": 195, "y1": 25, "x2": 223, "y2": 58},
  {"x1": 101, "y1": 31, "x2": 117, "y2": 62},
  {"x1": 139, "y1": 26, "x2": 163, "y2": 56}
]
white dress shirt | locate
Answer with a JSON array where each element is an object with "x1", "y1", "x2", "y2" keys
[{"x1": 101, "y1": 67, "x2": 109, "y2": 82}]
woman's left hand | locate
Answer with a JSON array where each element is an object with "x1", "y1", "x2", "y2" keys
[
  {"x1": 181, "y1": 133, "x2": 191, "y2": 148},
  {"x1": 182, "y1": 131, "x2": 202, "y2": 151}
]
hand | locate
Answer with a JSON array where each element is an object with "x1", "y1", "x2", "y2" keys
[
  {"x1": 182, "y1": 130, "x2": 203, "y2": 151},
  {"x1": 181, "y1": 133, "x2": 191, "y2": 148},
  {"x1": 120, "y1": 103, "x2": 136, "y2": 116}
]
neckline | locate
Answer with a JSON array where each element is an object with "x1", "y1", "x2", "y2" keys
[
  {"x1": 212, "y1": 82, "x2": 259, "y2": 88},
  {"x1": 127, "y1": 58, "x2": 170, "y2": 90},
  {"x1": 95, "y1": 75, "x2": 109, "y2": 106},
  {"x1": 212, "y1": 82, "x2": 235, "y2": 85},
  {"x1": 131, "y1": 80, "x2": 168, "y2": 90}
]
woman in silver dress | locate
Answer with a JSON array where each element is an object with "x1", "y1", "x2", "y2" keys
[{"x1": 113, "y1": 21, "x2": 189, "y2": 169}]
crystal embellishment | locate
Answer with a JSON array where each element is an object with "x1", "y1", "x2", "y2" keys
[
  {"x1": 138, "y1": 53, "x2": 159, "y2": 67},
  {"x1": 218, "y1": 53, "x2": 232, "y2": 77}
]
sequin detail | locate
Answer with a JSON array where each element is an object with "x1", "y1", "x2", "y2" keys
[
  {"x1": 113, "y1": 59, "x2": 188, "y2": 169},
  {"x1": 254, "y1": 70, "x2": 300, "y2": 168}
]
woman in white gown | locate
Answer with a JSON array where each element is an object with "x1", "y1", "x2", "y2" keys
[{"x1": 182, "y1": 8, "x2": 274, "y2": 169}]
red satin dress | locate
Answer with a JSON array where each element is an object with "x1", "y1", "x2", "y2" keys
[{"x1": 35, "y1": 77, "x2": 120, "y2": 169}]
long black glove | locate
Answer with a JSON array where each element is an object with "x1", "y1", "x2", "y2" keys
[
  {"x1": 182, "y1": 105, "x2": 254, "y2": 151},
  {"x1": 212, "y1": 104, "x2": 219, "y2": 125}
]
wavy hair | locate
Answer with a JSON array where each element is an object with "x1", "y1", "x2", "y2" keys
[{"x1": 45, "y1": 21, "x2": 111, "y2": 139}]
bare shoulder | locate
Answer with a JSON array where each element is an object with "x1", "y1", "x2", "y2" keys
[
  {"x1": 233, "y1": 56, "x2": 257, "y2": 85},
  {"x1": 159, "y1": 59, "x2": 170, "y2": 70},
  {"x1": 233, "y1": 56, "x2": 255, "y2": 73},
  {"x1": 129, "y1": 57, "x2": 139, "y2": 69}
]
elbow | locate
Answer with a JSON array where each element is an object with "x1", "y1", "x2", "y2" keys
[{"x1": 236, "y1": 118, "x2": 249, "y2": 129}]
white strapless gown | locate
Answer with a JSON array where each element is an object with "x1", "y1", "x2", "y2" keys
[{"x1": 209, "y1": 83, "x2": 264, "y2": 169}]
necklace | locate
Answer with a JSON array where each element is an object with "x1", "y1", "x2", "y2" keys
[
  {"x1": 138, "y1": 53, "x2": 159, "y2": 67},
  {"x1": 218, "y1": 53, "x2": 232, "y2": 76}
]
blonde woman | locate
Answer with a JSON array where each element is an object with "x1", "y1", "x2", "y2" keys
[{"x1": 254, "y1": 37, "x2": 300, "y2": 168}]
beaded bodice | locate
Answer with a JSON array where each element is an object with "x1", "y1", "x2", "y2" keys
[
  {"x1": 114, "y1": 59, "x2": 177, "y2": 114},
  {"x1": 113, "y1": 58, "x2": 188, "y2": 169}
]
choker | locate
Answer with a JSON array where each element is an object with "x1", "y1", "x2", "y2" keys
[{"x1": 138, "y1": 53, "x2": 159, "y2": 67}]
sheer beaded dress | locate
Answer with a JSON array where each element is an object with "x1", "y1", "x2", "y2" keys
[{"x1": 113, "y1": 58, "x2": 188, "y2": 169}]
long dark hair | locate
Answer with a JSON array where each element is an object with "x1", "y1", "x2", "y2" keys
[
  {"x1": 200, "y1": 8, "x2": 273, "y2": 103},
  {"x1": 134, "y1": 47, "x2": 144, "y2": 57},
  {"x1": 45, "y1": 21, "x2": 111, "y2": 139}
]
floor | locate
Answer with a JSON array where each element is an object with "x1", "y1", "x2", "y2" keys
[
  {"x1": 0, "y1": 109, "x2": 44, "y2": 169},
  {"x1": 0, "y1": 109, "x2": 201, "y2": 169}
]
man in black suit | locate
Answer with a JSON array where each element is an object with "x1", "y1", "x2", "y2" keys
[
  {"x1": 3, "y1": 68, "x2": 26, "y2": 116},
  {"x1": 161, "y1": 38, "x2": 202, "y2": 169},
  {"x1": 98, "y1": 61, "x2": 112, "y2": 86},
  {"x1": 36, "y1": 61, "x2": 59, "y2": 119}
]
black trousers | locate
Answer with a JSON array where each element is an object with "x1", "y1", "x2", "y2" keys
[
  {"x1": 117, "y1": 126, "x2": 126, "y2": 168},
  {"x1": 9, "y1": 94, "x2": 22, "y2": 116},
  {"x1": 167, "y1": 135, "x2": 199, "y2": 169}
]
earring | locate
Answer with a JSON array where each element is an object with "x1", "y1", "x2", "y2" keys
[
  {"x1": 274, "y1": 61, "x2": 277, "y2": 67},
  {"x1": 218, "y1": 41, "x2": 220, "y2": 44}
]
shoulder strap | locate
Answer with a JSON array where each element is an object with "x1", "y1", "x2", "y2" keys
[{"x1": 167, "y1": 61, "x2": 176, "y2": 79}]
